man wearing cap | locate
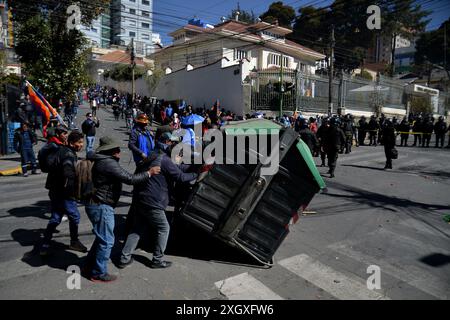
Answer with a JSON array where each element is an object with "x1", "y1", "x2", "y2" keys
[
  {"x1": 83, "y1": 137, "x2": 161, "y2": 282},
  {"x1": 81, "y1": 113, "x2": 100, "y2": 153},
  {"x1": 118, "y1": 131, "x2": 197, "y2": 270},
  {"x1": 128, "y1": 113, "x2": 155, "y2": 165},
  {"x1": 40, "y1": 131, "x2": 87, "y2": 256}
]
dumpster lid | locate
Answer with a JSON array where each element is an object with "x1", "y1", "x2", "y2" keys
[
  {"x1": 296, "y1": 139, "x2": 326, "y2": 190},
  {"x1": 222, "y1": 119, "x2": 281, "y2": 135}
]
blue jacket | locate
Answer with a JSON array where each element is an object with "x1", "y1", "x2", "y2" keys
[
  {"x1": 128, "y1": 125, "x2": 155, "y2": 163},
  {"x1": 135, "y1": 152, "x2": 197, "y2": 210}
]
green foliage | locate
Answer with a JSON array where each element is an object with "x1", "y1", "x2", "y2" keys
[
  {"x1": 410, "y1": 96, "x2": 433, "y2": 114},
  {"x1": 103, "y1": 64, "x2": 145, "y2": 82},
  {"x1": 8, "y1": 1, "x2": 111, "y2": 102},
  {"x1": 145, "y1": 68, "x2": 165, "y2": 95},
  {"x1": 289, "y1": 0, "x2": 430, "y2": 74},
  {"x1": 415, "y1": 18, "x2": 450, "y2": 77},
  {"x1": 260, "y1": 1, "x2": 295, "y2": 28},
  {"x1": 358, "y1": 70, "x2": 373, "y2": 81},
  {"x1": 228, "y1": 7, "x2": 256, "y2": 24},
  {"x1": 0, "y1": 73, "x2": 21, "y2": 95}
]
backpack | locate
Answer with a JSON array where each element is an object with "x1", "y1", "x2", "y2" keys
[
  {"x1": 38, "y1": 143, "x2": 61, "y2": 173},
  {"x1": 75, "y1": 159, "x2": 95, "y2": 201}
]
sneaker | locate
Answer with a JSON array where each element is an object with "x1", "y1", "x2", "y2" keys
[
  {"x1": 23, "y1": 172, "x2": 29, "y2": 177},
  {"x1": 40, "y1": 243, "x2": 50, "y2": 256},
  {"x1": 69, "y1": 240, "x2": 88, "y2": 253},
  {"x1": 117, "y1": 257, "x2": 134, "y2": 269},
  {"x1": 62, "y1": 216, "x2": 68, "y2": 222},
  {"x1": 149, "y1": 260, "x2": 172, "y2": 269},
  {"x1": 90, "y1": 274, "x2": 117, "y2": 283}
]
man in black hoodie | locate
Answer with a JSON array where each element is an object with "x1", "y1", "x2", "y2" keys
[
  {"x1": 322, "y1": 117, "x2": 346, "y2": 178},
  {"x1": 84, "y1": 137, "x2": 160, "y2": 282},
  {"x1": 118, "y1": 132, "x2": 197, "y2": 269},
  {"x1": 40, "y1": 131, "x2": 87, "y2": 256}
]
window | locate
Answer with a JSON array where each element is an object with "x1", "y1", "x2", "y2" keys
[
  {"x1": 129, "y1": 20, "x2": 136, "y2": 26},
  {"x1": 142, "y1": 33, "x2": 150, "y2": 40},
  {"x1": 142, "y1": 10, "x2": 150, "y2": 17},
  {"x1": 129, "y1": 0, "x2": 135, "y2": 2},
  {"x1": 142, "y1": 0, "x2": 150, "y2": 5},
  {"x1": 267, "y1": 53, "x2": 288, "y2": 67},
  {"x1": 233, "y1": 49, "x2": 247, "y2": 60},
  {"x1": 129, "y1": 8, "x2": 136, "y2": 14},
  {"x1": 142, "y1": 22, "x2": 150, "y2": 29},
  {"x1": 129, "y1": 31, "x2": 136, "y2": 37}
]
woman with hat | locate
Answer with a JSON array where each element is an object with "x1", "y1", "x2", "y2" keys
[{"x1": 84, "y1": 136, "x2": 161, "y2": 282}]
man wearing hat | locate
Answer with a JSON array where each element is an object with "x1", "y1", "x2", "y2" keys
[
  {"x1": 84, "y1": 136, "x2": 161, "y2": 282},
  {"x1": 128, "y1": 114, "x2": 155, "y2": 165},
  {"x1": 118, "y1": 131, "x2": 197, "y2": 270}
]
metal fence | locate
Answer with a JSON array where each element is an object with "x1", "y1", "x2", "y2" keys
[{"x1": 249, "y1": 70, "x2": 415, "y2": 115}]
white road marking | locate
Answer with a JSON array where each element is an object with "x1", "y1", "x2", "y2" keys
[
  {"x1": 214, "y1": 272, "x2": 284, "y2": 300},
  {"x1": 278, "y1": 254, "x2": 390, "y2": 300}
]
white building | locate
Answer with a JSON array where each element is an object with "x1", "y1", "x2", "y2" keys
[
  {"x1": 111, "y1": 0, "x2": 154, "y2": 57},
  {"x1": 150, "y1": 20, "x2": 325, "y2": 115}
]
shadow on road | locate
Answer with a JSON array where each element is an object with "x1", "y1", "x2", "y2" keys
[
  {"x1": 419, "y1": 253, "x2": 450, "y2": 267},
  {"x1": 7, "y1": 200, "x2": 51, "y2": 220},
  {"x1": 11, "y1": 228, "x2": 84, "y2": 272}
]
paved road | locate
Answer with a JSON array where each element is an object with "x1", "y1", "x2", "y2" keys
[{"x1": 0, "y1": 103, "x2": 449, "y2": 300}]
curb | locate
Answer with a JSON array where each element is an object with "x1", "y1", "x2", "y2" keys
[{"x1": 0, "y1": 166, "x2": 22, "y2": 176}]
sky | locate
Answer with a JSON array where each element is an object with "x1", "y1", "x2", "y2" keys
[{"x1": 153, "y1": 0, "x2": 450, "y2": 45}]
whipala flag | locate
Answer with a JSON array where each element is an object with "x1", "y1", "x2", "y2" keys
[{"x1": 25, "y1": 81, "x2": 66, "y2": 131}]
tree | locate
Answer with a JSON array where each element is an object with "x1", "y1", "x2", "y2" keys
[
  {"x1": 103, "y1": 64, "x2": 146, "y2": 82},
  {"x1": 8, "y1": 0, "x2": 110, "y2": 104},
  {"x1": 228, "y1": 3, "x2": 256, "y2": 24},
  {"x1": 415, "y1": 18, "x2": 450, "y2": 80},
  {"x1": 290, "y1": 0, "x2": 376, "y2": 73},
  {"x1": 380, "y1": 0, "x2": 431, "y2": 76},
  {"x1": 260, "y1": 1, "x2": 295, "y2": 28}
]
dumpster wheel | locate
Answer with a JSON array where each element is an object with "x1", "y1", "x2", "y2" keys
[{"x1": 231, "y1": 238, "x2": 274, "y2": 268}]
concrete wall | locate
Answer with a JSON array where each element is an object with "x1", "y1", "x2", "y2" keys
[{"x1": 153, "y1": 60, "x2": 244, "y2": 115}]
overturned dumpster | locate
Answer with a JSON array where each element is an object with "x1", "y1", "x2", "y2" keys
[{"x1": 178, "y1": 119, "x2": 325, "y2": 265}]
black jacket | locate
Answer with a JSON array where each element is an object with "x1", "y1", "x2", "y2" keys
[
  {"x1": 322, "y1": 125, "x2": 346, "y2": 152},
  {"x1": 81, "y1": 118, "x2": 100, "y2": 137},
  {"x1": 298, "y1": 128, "x2": 318, "y2": 154},
  {"x1": 87, "y1": 153, "x2": 150, "y2": 208},
  {"x1": 135, "y1": 152, "x2": 197, "y2": 210},
  {"x1": 45, "y1": 145, "x2": 78, "y2": 199},
  {"x1": 382, "y1": 126, "x2": 396, "y2": 147},
  {"x1": 13, "y1": 129, "x2": 37, "y2": 153}
]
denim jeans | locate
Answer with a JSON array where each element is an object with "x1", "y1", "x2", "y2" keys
[
  {"x1": 21, "y1": 148, "x2": 37, "y2": 173},
  {"x1": 85, "y1": 204, "x2": 115, "y2": 277},
  {"x1": 43, "y1": 194, "x2": 80, "y2": 243},
  {"x1": 120, "y1": 204, "x2": 170, "y2": 264},
  {"x1": 86, "y1": 136, "x2": 95, "y2": 153}
]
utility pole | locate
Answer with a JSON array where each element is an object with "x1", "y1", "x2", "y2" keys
[
  {"x1": 328, "y1": 25, "x2": 335, "y2": 115},
  {"x1": 279, "y1": 53, "x2": 284, "y2": 119},
  {"x1": 130, "y1": 37, "x2": 136, "y2": 103}
]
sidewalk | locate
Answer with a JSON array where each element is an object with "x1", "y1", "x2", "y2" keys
[{"x1": 0, "y1": 138, "x2": 46, "y2": 176}]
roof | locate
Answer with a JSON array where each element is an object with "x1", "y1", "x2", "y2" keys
[
  {"x1": 95, "y1": 50, "x2": 145, "y2": 67},
  {"x1": 152, "y1": 20, "x2": 325, "y2": 61},
  {"x1": 169, "y1": 24, "x2": 207, "y2": 37}
]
